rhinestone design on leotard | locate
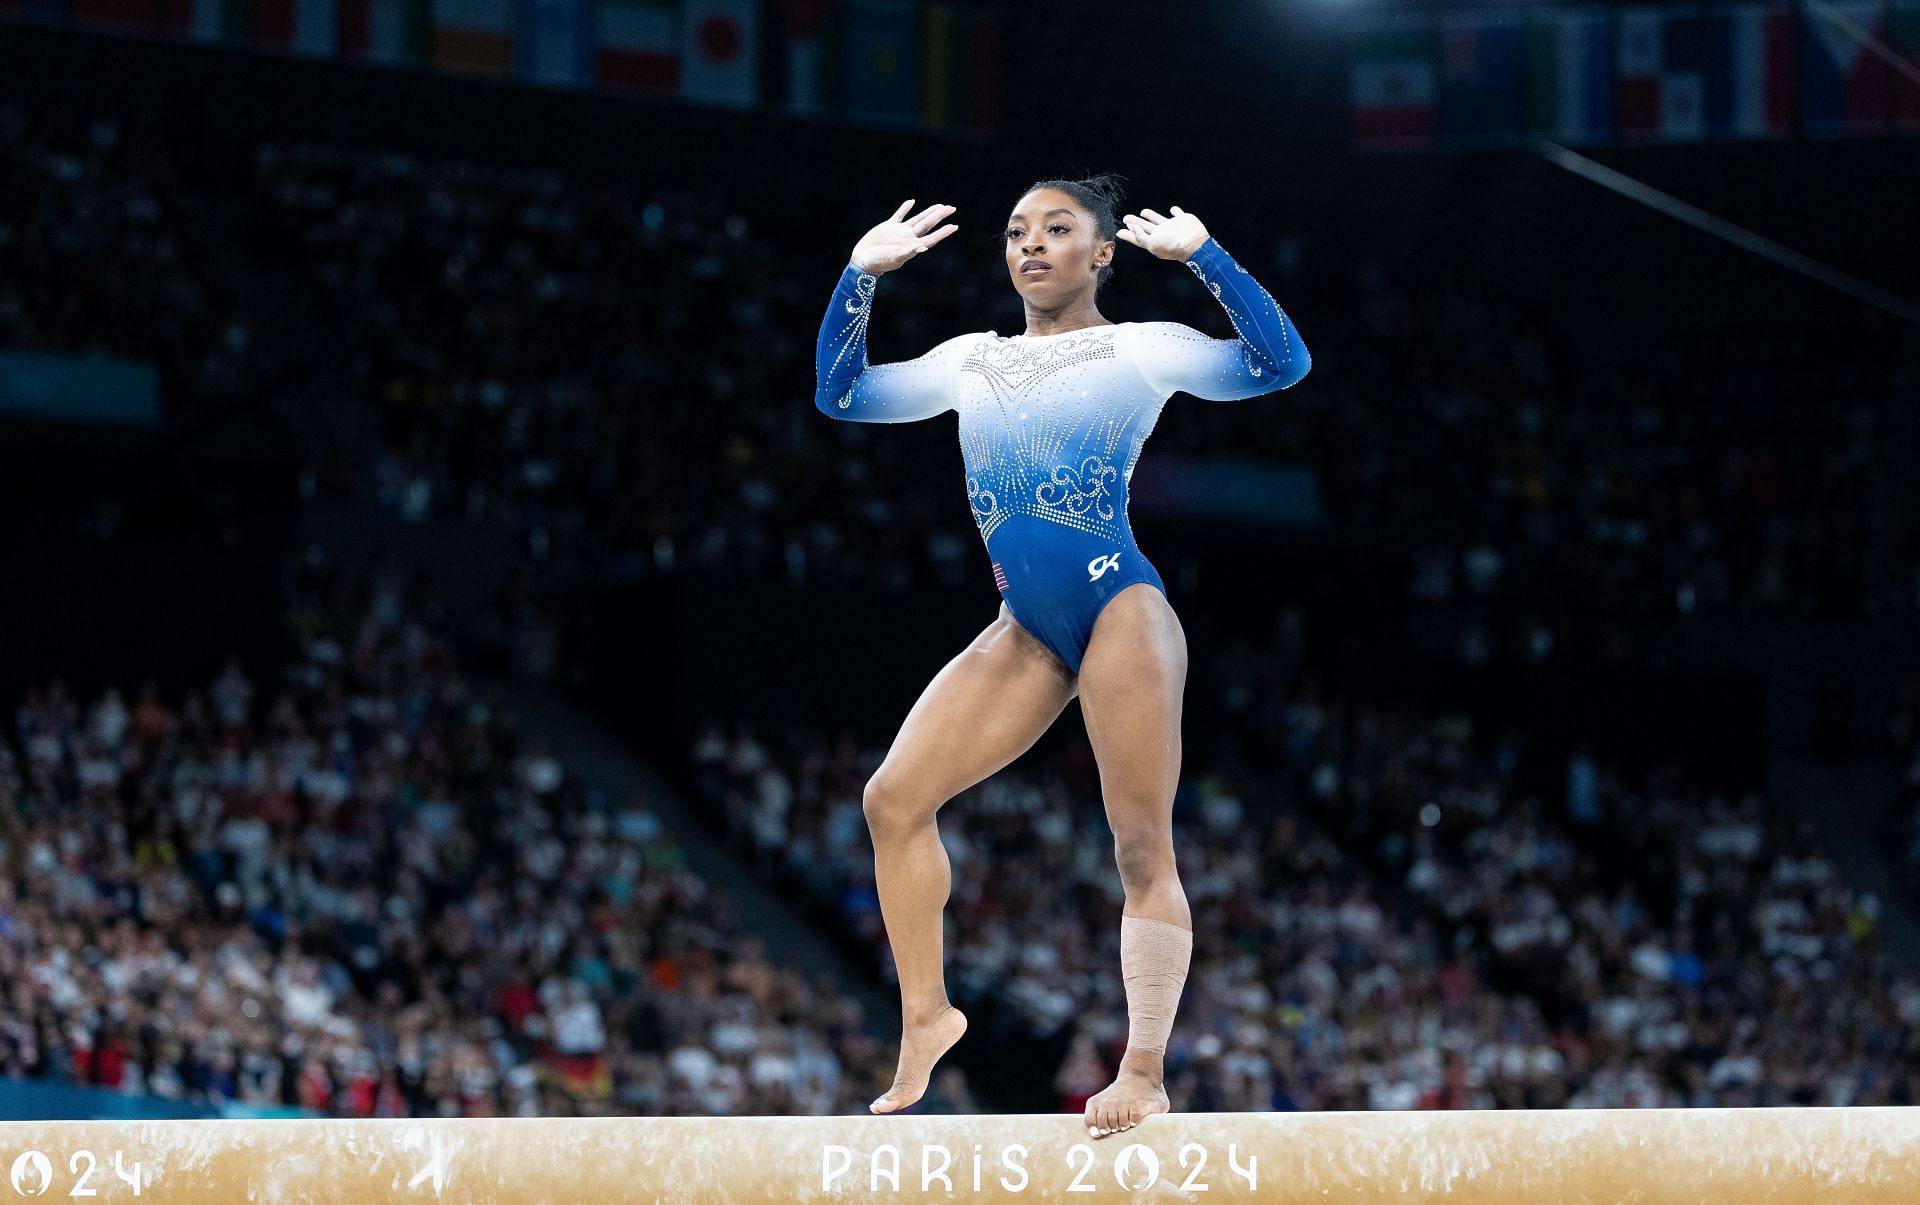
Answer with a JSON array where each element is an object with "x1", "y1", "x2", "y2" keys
[
  {"x1": 1035, "y1": 455, "x2": 1118, "y2": 523},
  {"x1": 830, "y1": 273, "x2": 880, "y2": 410},
  {"x1": 953, "y1": 329, "x2": 1163, "y2": 544},
  {"x1": 966, "y1": 475, "x2": 1003, "y2": 538}
]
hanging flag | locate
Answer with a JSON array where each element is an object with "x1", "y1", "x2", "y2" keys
[
  {"x1": 963, "y1": 0, "x2": 995, "y2": 134},
  {"x1": 1617, "y1": 6, "x2": 1663, "y2": 137},
  {"x1": 248, "y1": 0, "x2": 294, "y2": 47},
  {"x1": 3, "y1": 0, "x2": 69, "y2": 26},
  {"x1": 681, "y1": 0, "x2": 758, "y2": 108},
  {"x1": 844, "y1": 0, "x2": 916, "y2": 128},
  {"x1": 1437, "y1": 12, "x2": 1524, "y2": 145},
  {"x1": 1802, "y1": 1, "x2": 1896, "y2": 135},
  {"x1": 338, "y1": 0, "x2": 428, "y2": 63},
  {"x1": 1707, "y1": 3, "x2": 1796, "y2": 139},
  {"x1": 431, "y1": 0, "x2": 512, "y2": 74},
  {"x1": 291, "y1": 0, "x2": 335, "y2": 54},
  {"x1": 1525, "y1": 7, "x2": 1613, "y2": 145},
  {"x1": 170, "y1": 0, "x2": 245, "y2": 43},
  {"x1": 775, "y1": 0, "x2": 835, "y2": 116},
  {"x1": 515, "y1": 0, "x2": 592, "y2": 85},
  {"x1": 159, "y1": 0, "x2": 208, "y2": 38},
  {"x1": 599, "y1": 0, "x2": 679, "y2": 93},
  {"x1": 921, "y1": 0, "x2": 958, "y2": 130},
  {"x1": 1894, "y1": 1, "x2": 1920, "y2": 132},
  {"x1": 1351, "y1": 19, "x2": 1437, "y2": 148},
  {"x1": 919, "y1": 1, "x2": 996, "y2": 135},
  {"x1": 1660, "y1": 5, "x2": 1708, "y2": 140},
  {"x1": 149, "y1": 0, "x2": 367, "y2": 57},
  {"x1": 69, "y1": 0, "x2": 157, "y2": 32},
  {"x1": 1617, "y1": 4, "x2": 1709, "y2": 142}
]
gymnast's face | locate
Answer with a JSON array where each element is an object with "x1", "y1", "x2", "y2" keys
[{"x1": 1004, "y1": 188, "x2": 1112, "y2": 303}]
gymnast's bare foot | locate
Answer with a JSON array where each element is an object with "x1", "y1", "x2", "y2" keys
[
  {"x1": 1084, "y1": 1050, "x2": 1170, "y2": 1138},
  {"x1": 871, "y1": 1004, "x2": 969, "y2": 1113}
]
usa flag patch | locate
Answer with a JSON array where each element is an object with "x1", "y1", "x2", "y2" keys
[{"x1": 992, "y1": 563, "x2": 1009, "y2": 593}]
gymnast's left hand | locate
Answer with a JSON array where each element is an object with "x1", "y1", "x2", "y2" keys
[{"x1": 1116, "y1": 205, "x2": 1210, "y2": 262}]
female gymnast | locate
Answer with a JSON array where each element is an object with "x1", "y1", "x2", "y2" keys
[{"x1": 813, "y1": 176, "x2": 1310, "y2": 1138}]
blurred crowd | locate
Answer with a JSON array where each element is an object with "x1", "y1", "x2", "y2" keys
[
  {"x1": 1348, "y1": 284, "x2": 1915, "y2": 656},
  {"x1": 0, "y1": 107, "x2": 263, "y2": 419},
  {"x1": 0, "y1": 556, "x2": 955, "y2": 1118},
  {"x1": 1895, "y1": 676, "x2": 1920, "y2": 887},
  {"x1": 691, "y1": 617, "x2": 1920, "y2": 1112}
]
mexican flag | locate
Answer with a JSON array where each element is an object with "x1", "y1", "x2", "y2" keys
[
  {"x1": 1525, "y1": 6, "x2": 1613, "y2": 144},
  {"x1": 338, "y1": 0, "x2": 429, "y2": 63},
  {"x1": 1352, "y1": 21, "x2": 1437, "y2": 147},
  {"x1": 775, "y1": 0, "x2": 834, "y2": 116}
]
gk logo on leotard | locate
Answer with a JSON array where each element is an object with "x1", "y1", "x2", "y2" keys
[{"x1": 1087, "y1": 553, "x2": 1122, "y2": 582}]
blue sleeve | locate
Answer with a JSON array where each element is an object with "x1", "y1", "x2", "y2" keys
[
  {"x1": 813, "y1": 263, "x2": 962, "y2": 423},
  {"x1": 1130, "y1": 237, "x2": 1311, "y2": 401}
]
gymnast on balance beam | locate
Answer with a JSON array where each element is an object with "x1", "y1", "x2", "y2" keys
[{"x1": 813, "y1": 175, "x2": 1311, "y2": 1138}]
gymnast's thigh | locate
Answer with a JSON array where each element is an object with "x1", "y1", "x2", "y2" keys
[{"x1": 868, "y1": 604, "x2": 1078, "y2": 809}]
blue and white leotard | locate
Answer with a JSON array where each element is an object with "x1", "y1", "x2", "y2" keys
[{"x1": 813, "y1": 237, "x2": 1311, "y2": 673}]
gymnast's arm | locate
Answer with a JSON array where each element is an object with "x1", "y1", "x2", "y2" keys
[
  {"x1": 814, "y1": 198, "x2": 965, "y2": 422},
  {"x1": 812, "y1": 264, "x2": 964, "y2": 422},
  {"x1": 1118, "y1": 206, "x2": 1311, "y2": 401}
]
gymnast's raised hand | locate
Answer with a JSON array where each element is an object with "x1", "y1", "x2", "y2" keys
[
  {"x1": 850, "y1": 199, "x2": 960, "y2": 275},
  {"x1": 1115, "y1": 204, "x2": 1210, "y2": 262}
]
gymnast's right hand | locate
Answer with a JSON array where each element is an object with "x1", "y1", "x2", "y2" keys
[{"x1": 850, "y1": 199, "x2": 959, "y2": 275}]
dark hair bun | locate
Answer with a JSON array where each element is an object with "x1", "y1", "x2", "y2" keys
[{"x1": 1077, "y1": 173, "x2": 1127, "y2": 212}]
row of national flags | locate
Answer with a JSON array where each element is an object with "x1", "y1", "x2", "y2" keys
[
  {"x1": 1354, "y1": 2, "x2": 1920, "y2": 150},
  {"x1": 0, "y1": 0, "x2": 998, "y2": 134}
]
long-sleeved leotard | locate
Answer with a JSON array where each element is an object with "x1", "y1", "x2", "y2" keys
[{"x1": 813, "y1": 236, "x2": 1311, "y2": 672}]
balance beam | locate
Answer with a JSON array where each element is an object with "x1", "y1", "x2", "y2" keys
[{"x1": 1, "y1": 1108, "x2": 1916, "y2": 1202}]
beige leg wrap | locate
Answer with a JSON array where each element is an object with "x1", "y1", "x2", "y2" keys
[{"x1": 1120, "y1": 915, "x2": 1192, "y2": 1055}]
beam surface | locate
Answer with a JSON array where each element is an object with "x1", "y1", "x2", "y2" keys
[{"x1": 1, "y1": 1108, "x2": 1917, "y2": 1202}]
